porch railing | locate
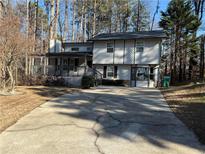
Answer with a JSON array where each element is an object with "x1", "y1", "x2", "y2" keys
[{"x1": 32, "y1": 65, "x2": 103, "y2": 86}]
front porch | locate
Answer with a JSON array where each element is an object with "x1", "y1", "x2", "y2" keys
[{"x1": 47, "y1": 52, "x2": 93, "y2": 77}]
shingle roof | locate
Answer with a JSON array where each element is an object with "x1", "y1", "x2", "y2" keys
[{"x1": 89, "y1": 30, "x2": 167, "y2": 41}]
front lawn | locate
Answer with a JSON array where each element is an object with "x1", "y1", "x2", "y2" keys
[
  {"x1": 0, "y1": 86, "x2": 77, "y2": 133},
  {"x1": 162, "y1": 84, "x2": 205, "y2": 144}
]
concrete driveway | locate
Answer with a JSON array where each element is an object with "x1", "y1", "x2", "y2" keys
[{"x1": 0, "y1": 87, "x2": 204, "y2": 154}]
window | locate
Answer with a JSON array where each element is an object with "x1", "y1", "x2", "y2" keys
[
  {"x1": 136, "y1": 41, "x2": 144, "y2": 52},
  {"x1": 62, "y1": 59, "x2": 68, "y2": 71},
  {"x1": 107, "y1": 66, "x2": 114, "y2": 77},
  {"x1": 103, "y1": 66, "x2": 117, "y2": 78},
  {"x1": 107, "y1": 42, "x2": 114, "y2": 53},
  {"x1": 71, "y1": 47, "x2": 79, "y2": 51},
  {"x1": 114, "y1": 66, "x2": 118, "y2": 78},
  {"x1": 103, "y1": 66, "x2": 107, "y2": 78},
  {"x1": 150, "y1": 67, "x2": 154, "y2": 80},
  {"x1": 136, "y1": 67, "x2": 149, "y2": 81}
]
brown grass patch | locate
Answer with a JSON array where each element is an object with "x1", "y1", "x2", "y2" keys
[
  {"x1": 162, "y1": 84, "x2": 205, "y2": 144},
  {"x1": 0, "y1": 86, "x2": 78, "y2": 133}
]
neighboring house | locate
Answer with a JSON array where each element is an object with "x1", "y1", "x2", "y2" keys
[{"x1": 90, "y1": 30, "x2": 166, "y2": 87}]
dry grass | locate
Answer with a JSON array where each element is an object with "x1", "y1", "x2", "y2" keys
[
  {"x1": 0, "y1": 86, "x2": 78, "y2": 133},
  {"x1": 162, "y1": 84, "x2": 205, "y2": 144}
]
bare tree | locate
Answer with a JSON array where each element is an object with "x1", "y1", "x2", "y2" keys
[{"x1": 0, "y1": 10, "x2": 33, "y2": 93}]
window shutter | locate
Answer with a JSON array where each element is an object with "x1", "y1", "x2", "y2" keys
[
  {"x1": 103, "y1": 66, "x2": 107, "y2": 78},
  {"x1": 114, "y1": 66, "x2": 118, "y2": 78}
]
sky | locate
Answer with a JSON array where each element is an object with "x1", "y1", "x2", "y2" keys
[{"x1": 149, "y1": 0, "x2": 170, "y2": 28}]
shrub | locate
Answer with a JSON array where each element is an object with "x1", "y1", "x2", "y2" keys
[
  {"x1": 81, "y1": 75, "x2": 95, "y2": 89},
  {"x1": 45, "y1": 76, "x2": 65, "y2": 86}
]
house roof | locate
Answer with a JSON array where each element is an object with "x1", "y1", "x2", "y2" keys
[{"x1": 89, "y1": 30, "x2": 167, "y2": 41}]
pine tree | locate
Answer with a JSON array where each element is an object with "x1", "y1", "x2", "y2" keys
[{"x1": 159, "y1": 0, "x2": 201, "y2": 83}]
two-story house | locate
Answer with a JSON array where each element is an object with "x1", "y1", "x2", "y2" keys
[
  {"x1": 32, "y1": 30, "x2": 166, "y2": 87},
  {"x1": 90, "y1": 30, "x2": 166, "y2": 87}
]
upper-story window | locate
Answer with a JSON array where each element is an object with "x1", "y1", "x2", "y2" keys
[
  {"x1": 71, "y1": 47, "x2": 79, "y2": 51},
  {"x1": 136, "y1": 41, "x2": 144, "y2": 52},
  {"x1": 107, "y1": 42, "x2": 114, "y2": 53}
]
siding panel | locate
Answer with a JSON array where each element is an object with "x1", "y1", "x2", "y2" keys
[
  {"x1": 93, "y1": 41, "x2": 113, "y2": 64},
  {"x1": 135, "y1": 40, "x2": 160, "y2": 64},
  {"x1": 114, "y1": 40, "x2": 124, "y2": 64},
  {"x1": 124, "y1": 40, "x2": 135, "y2": 64}
]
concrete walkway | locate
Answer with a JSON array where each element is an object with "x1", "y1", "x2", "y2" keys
[{"x1": 0, "y1": 87, "x2": 204, "y2": 154}]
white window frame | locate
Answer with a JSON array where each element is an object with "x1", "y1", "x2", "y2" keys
[
  {"x1": 107, "y1": 42, "x2": 114, "y2": 53},
  {"x1": 136, "y1": 41, "x2": 144, "y2": 52},
  {"x1": 107, "y1": 66, "x2": 114, "y2": 78}
]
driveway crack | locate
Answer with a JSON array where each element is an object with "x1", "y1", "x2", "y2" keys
[
  {"x1": 92, "y1": 115, "x2": 106, "y2": 154},
  {"x1": 6, "y1": 122, "x2": 91, "y2": 132}
]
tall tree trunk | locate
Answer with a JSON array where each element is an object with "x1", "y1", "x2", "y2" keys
[
  {"x1": 182, "y1": 46, "x2": 187, "y2": 81},
  {"x1": 173, "y1": 25, "x2": 180, "y2": 83},
  {"x1": 25, "y1": 0, "x2": 30, "y2": 76},
  {"x1": 124, "y1": 0, "x2": 129, "y2": 32},
  {"x1": 50, "y1": 0, "x2": 55, "y2": 39},
  {"x1": 7, "y1": 66, "x2": 15, "y2": 93},
  {"x1": 83, "y1": 0, "x2": 87, "y2": 42},
  {"x1": 72, "y1": 0, "x2": 75, "y2": 42},
  {"x1": 151, "y1": 0, "x2": 159, "y2": 30},
  {"x1": 200, "y1": 35, "x2": 205, "y2": 80},
  {"x1": 63, "y1": 0, "x2": 69, "y2": 41},
  {"x1": 34, "y1": 0, "x2": 38, "y2": 49},
  {"x1": 170, "y1": 34, "x2": 174, "y2": 84},
  {"x1": 53, "y1": 0, "x2": 59, "y2": 39},
  {"x1": 92, "y1": 0, "x2": 96, "y2": 36},
  {"x1": 78, "y1": 0, "x2": 84, "y2": 42},
  {"x1": 136, "y1": 0, "x2": 140, "y2": 31}
]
